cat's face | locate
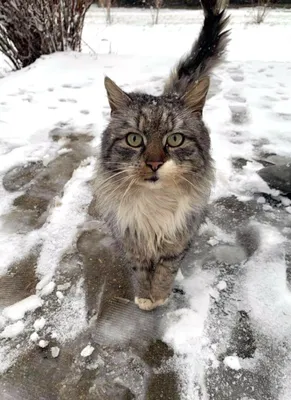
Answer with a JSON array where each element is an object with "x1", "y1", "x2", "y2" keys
[{"x1": 100, "y1": 77, "x2": 212, "y2": 190}]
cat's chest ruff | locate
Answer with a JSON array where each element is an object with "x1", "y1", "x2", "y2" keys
[{"x1": 116, "y1": 188, "x2": 192, "y2": 249}]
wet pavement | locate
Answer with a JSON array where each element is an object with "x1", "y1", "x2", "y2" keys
[{"x1": 0, "y1": 128, "x2": 291, "y2": 400}]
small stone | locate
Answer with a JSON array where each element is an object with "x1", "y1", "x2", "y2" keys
[
  {"x1": 257, "y1": 196, "x2": 266, "y2": 204},
  {"x1": 51, "y1": 346, "x2": 60, "y2": 358},
  {"x1": 38, "y1": 340, "x2": 49, "y2": 348}
]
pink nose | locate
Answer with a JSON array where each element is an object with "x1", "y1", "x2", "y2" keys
[{"x1": 146, "y1": 161, "x2": 164, "y2": 171}]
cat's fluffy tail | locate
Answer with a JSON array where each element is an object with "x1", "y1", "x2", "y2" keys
[{"x1": 164, "y1": 0, "x2": 230, "y2": 96}]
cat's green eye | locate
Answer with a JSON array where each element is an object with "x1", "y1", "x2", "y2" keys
[
  {"x1": 166, "y1": 133, "x2": 184, "y2": 147},
  {"x1": 126, "y1": 133, "x2": 143, "y2": 148}
]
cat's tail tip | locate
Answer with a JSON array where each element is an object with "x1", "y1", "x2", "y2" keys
[{"x1": 200, "y1": 0, "x2": 229, "y2": 15}]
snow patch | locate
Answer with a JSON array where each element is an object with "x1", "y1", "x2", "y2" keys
[
  {"x1": 39, "y1": 281, "x2": 56, "y2": 297},
  {"x1": 0, "y1": 321, "x2": 25, "y2": 339},
  {"x1": 33, "y1": 317, "x2": 46, "y2": 332},
  {"x1": 2, "y1": 295, "x2": 43, "y2": 322},
  {"x1": 38, "y1": 340, "x2": 49, "y2": 348},
  {"x1": 51, "y1": 346, "x2": 60, "y2": 358},
  {"x1": 217, "y1": 280, "x2": 227, "y2": 291},
  {"x1": 224, "y1": 355, "x2": 241, "y2": 370},
  {"x1": 50, "y1": 279, "x2": 87, "y2": 343},
  {"x1": 30, "y1": 332, "x2": 40, "y2": 342},
  {"x1": 36, "y1": 159, "x2": 95, "y2": 282},
  {"x1": 81, "y1": 345, "x2": 95, "y2": 357}
]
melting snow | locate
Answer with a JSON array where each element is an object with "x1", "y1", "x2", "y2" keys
[
  {"x1": 81, "y1": 344, "x2": 95, "y2": 357},
  {"x1": 224, "y1": 355, "x2": 242, "y2": 370},
  {"x1": 33, "y1": 317, "x2": 46, "y2": 332},
  {"x1": 2, "y1": 296, "x2": 43, "y2": 322},
  {"x1": 0, "y1": 321, "x2": 25, "y2": 339},
  {"x1": 0, "y1": 6, "x2": 291, "y2": 399}
]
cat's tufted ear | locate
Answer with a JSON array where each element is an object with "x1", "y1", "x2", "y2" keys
[
  {"x1": 181, "y1": 76, "x2": 210, "y2": 116},
  {"x1": 104, "y1": 76, "x2": 132, "y2": 113}
]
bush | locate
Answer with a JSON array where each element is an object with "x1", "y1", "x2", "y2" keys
[
  {"x1": 0, "y1": 0, "x2": 93, "y2": 70},
  {"x1": 251, "y1": 0, "x2": 270, "y2": 23}
]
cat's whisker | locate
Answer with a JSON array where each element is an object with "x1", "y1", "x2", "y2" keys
[
  {"x1": 101, "y1": 175, "x2": 134, "y2": 202},
  {"x1": 98, "y1": 169, "x2": 132, "y2": 187},
  {"x1": 100, "y1": 175, "x2": 132, "y2": 191},
  {"x1": 180, "y1": 175, "x2": 206, "y2": 195},
  {"x1": 120, "y1": 177, "x2": 137, "y2": 206},
  {"x1": 179, "y1": 175, "x2": 197, "y2": 190}
]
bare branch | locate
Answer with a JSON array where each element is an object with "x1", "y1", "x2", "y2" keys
[{"x1": 0, "y1": 0, "x2": 94, "y2": 70}]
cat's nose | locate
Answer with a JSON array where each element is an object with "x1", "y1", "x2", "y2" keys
[{"x1": 146, "y1": 161, "x2": 164, "y2": 171}]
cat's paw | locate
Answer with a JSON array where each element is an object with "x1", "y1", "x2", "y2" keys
[
  {"x1": 134, "y1": 297, "x2": 154, "y2": 311},
  {"x1": 134, "y1": 297, "x2": 168, "y2": 311}
]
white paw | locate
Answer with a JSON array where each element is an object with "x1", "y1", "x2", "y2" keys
[
  {"x1": 134, "y1": 297, "x2": 168, "y2": 311},
  {"x1": 134, "y1": 297, "x2": 154, "y2": 311}
]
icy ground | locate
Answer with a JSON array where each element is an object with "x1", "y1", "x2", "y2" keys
[{"x1": 1, "y1": 6, "x2": 291, "y2": 400}]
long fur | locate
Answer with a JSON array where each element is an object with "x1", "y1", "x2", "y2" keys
[
  {"x1": 164, "y1": 0, "x2": 230, "y2": 96},
  {"x1": 94, "y1": 0, "x2": 230, "y2": 307},
  {"x1": 95, "y1": 159, "x2": 213, "y2": 261}
]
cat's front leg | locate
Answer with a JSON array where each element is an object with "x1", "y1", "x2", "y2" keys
[
  {"x1": 150, "y1": 259, "x2": 179, "y2": 308},
  {"x1": 131, "y1": 263, "x2": 156, "y2": 311}
]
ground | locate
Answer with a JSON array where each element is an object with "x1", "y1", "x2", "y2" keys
[{"x1": 0, "y1": 6, "x2": 291, "y2": 400}]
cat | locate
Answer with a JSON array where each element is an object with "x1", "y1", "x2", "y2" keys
[{"x1": 93, "y1": 0, "x2": 230, "y2": 311}]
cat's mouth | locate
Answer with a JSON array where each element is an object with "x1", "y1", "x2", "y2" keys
[{"x1": 144, "y1": 175, "x2": 159, "y2": 183}]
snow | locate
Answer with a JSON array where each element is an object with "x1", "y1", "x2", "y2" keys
[
  {"x1": 29, "y1": 332, "x2": 39, "y2": 342},
  {"x1": 51, "y1": 346, "x2": 60, "y2": 358},
  {"x1": 38, "y1": 340, "x2": 49, "y2": 348},
  {"x1": 0, "y1": 321, "x2": 25, "y2": 339},
  {"x1": 33, "y1": 317, "x2": 46, "y2": 332},
  {"x1": 2, "y1": 295, "x2": 43, "y2": 322},
  {"x1": 216, "y1": 280, "x2": 227, "y2": 291},
  {"x1": 56, "y1": 291, "x2": 64, "y2": 301},
  {"x1": 49, "y1": 279, "x2": 87, "y2": 343},
  {"x1": 81, "y1": 344, "x2": 95, "y2": 357},
  {"x1": 39, "y1": 281, "x2": 56, "y2": 297},
  {"x1": 224, "y1": 355, "x2": 242, "y2": 370},
  {"x1": 0, "y1": 6, "x2": 291, "y2": 399},
  {"x1": 35, "y1": 160, "x2": 95, "y2": 284}
]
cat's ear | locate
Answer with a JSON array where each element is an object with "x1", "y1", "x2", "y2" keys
[
  {"x1": 104, "y1": 76, "x2": 132, "y2": 113},
  {"x1": 181, "y1": 76, "x2": 210, "y2": 116}
]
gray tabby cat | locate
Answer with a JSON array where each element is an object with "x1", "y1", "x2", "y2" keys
[{"x1": 94, "y1": 0, "x2": 230, "y2": 311}]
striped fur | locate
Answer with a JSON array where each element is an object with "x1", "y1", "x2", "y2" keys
[
  {"x1": 164, "y1": 0, "x2": 230, "y2": 96},
  {"x1": 94, "y1": 0, "x2": 230, "y2": 310}
]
